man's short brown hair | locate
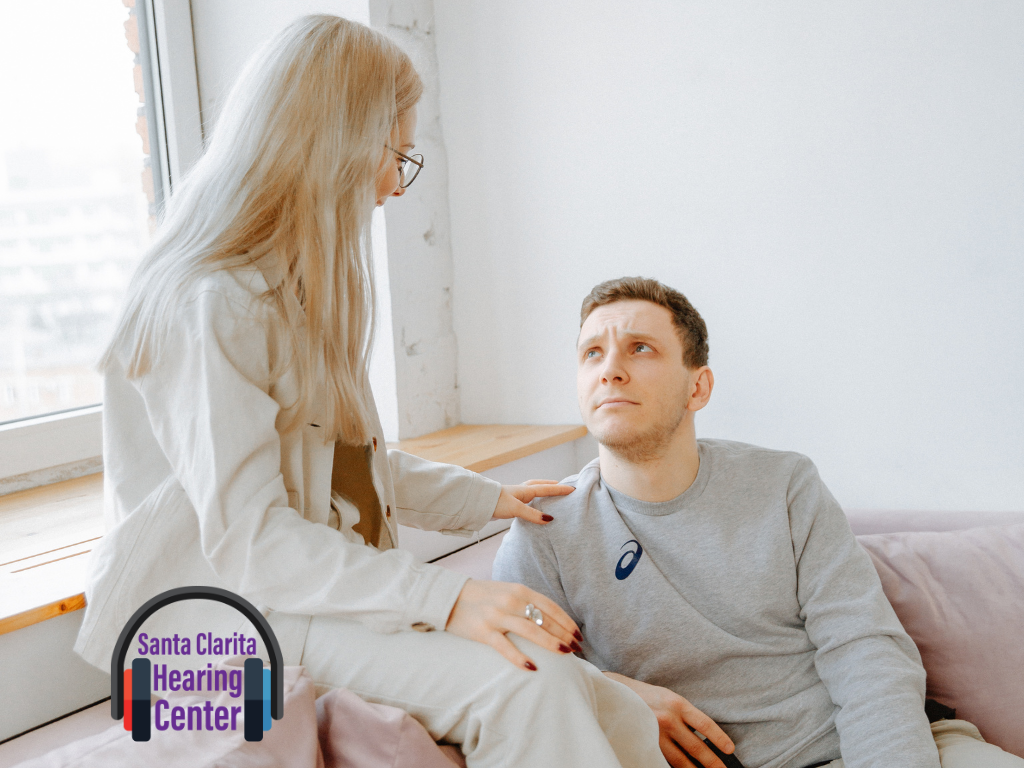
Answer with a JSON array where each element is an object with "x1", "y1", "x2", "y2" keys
[{"x1": 580, "y1": 276, "x2": 709, "y2": 368}]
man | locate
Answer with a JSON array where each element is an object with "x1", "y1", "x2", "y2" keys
[{"x1": 493, "y1": 277, "x2": 1021, "y2": 768}]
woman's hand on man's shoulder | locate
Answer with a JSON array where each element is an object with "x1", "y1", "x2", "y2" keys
[{"x1": 491, "y1": 480, "x2": 574, "y2": 525}]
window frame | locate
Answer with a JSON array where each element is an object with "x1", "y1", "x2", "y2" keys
[{"x1": 0, "y1": 0, "x2": 203, "y2": 493}]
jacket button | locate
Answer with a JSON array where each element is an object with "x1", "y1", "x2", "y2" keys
[
  {"x1": 411, "y1": 622, "x2": 435, "y2": 632},
  {"x1": 386, "y1": 505, "x2": 391, "y2": 518},
  {"x1": 372, "y1": 437, "x2": 377, "y2": 451}
]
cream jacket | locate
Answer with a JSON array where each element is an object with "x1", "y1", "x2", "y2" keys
[{"x1": 74, "y1": 255, "x2": 500, "y2": 670}]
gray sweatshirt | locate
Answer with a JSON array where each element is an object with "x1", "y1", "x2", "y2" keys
[{"x1": 492, "y1": 439, "x2": 938, "y2": 768}]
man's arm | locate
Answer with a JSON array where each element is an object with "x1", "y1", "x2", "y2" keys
[
  {"x1": 493, "y1": 516, "x2": 737, "y2": 768},
  {"x1": 603, "y1": 672, "x2": 739, "y2": 768},
  {"x1": 789, "y1": 457, "x2": 939, "y2": 768}
]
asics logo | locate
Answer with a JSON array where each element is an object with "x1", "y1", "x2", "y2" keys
[{"x1": 615, "y1": 539, "x2": 643, "y2": 580}]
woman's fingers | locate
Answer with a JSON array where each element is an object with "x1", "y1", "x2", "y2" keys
[
  {"x1": 499, "y1": 583, "x2": 581, "y2": 643},
  {"x1": 503, "y1": 615, "x2": 579, "y2": 657},
  {"x1": 523, "y1": 479, "x2": 561, "y2": 486},
  {"x1": 508, "y1": 498, "x2": 556, "y2": 525},
  {"x1": 519, "y1": 483, "x2": 575, "y2": 499},
  {"x1": 486, "y1": 631, "x2": 537, "y2": 672},
  {"x1": 522, "y1": 591, "x2": 582, "y2": 646},
  {"x1": 492, "y1": 484, "x2": 575, "y2": 523}
]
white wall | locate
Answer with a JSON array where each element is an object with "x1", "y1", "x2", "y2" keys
[
  {"x1": 370, "y1": 0, "x2": 463, "y2": 439},
  {"x1": 434, "y1": 1, "x2": 1024, "y2": 511},
  {"x1": 189, "y1": 0, "x2": 406, "y2": 438},
  {"x1": 190, "y1": 0, "x2": 370, "y2": 132}
]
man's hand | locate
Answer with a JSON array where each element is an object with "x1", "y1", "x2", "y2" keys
[
  {"x1": 603, "y1": 672, "x2": 736, "y2": 768},
  {"x1": 492, "y1": 479, "x2": 574, "y2": 524}
]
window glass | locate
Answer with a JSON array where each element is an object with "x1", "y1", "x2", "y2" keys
[{"x1": 0, "y1": 1, "x2": 156, "y2": 423}]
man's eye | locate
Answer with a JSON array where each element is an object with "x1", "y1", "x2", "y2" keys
[
  {"x1": 585, "y1": 349, "x2": 600, "y2": 359},
  {"x1": 634, "y1": 343, "x2": 650, "y2": 352}
]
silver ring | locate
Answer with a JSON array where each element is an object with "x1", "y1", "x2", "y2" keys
[{"x1": 525, "y1": 603, "x2": 544, "y2": 626}]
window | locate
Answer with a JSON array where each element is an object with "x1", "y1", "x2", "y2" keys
[
  {"x1": 0, "y1": 1, "x2": 158, "y2": 425},
  {"x1": 0, "y1": 0, "x2": 202, "y2": 491}
]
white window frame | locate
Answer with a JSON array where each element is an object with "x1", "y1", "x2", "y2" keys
[{"x1": 0, "y1": 0, "x2": 203, "y2": 494}]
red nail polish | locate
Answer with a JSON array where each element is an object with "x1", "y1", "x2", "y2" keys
[
  {"x1": 574, "y1": 630, "x2": 583, "y2": 642},
  {"x1": 524, "y1": 661, "x2": 537, "y2": 671},
  {"x1": 542, "y1": 514, "x2": 554, "y2": 522},
  {"x1": 559, "y1": 644, "x2": 571, "y2": 653},
  {"x1": 571, "y1": 641, "x2": 582, "y2": 654}
]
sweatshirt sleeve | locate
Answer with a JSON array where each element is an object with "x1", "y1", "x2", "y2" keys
[
  {"x1": 788, "y1": 457, "x2": 939, "y2": 768},
  {"x1": 388, "y1": 449, "x2": 501, "y2": 537},
  {"x1": 135, "y1": 284, "x2": 468, "y2": 635}
]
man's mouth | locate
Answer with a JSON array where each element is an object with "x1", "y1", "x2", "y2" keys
[{"x1": 597, "y1": 398, "x2": 639, "y2": 409}]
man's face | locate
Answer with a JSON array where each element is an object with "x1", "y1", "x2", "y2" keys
[{"x1": 577, "y1": 300, "x2": 694, "y2": 462}]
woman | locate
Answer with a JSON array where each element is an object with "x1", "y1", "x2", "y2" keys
[{"x1": 75, "y1": 15, "x2": 667, "y2": 768}]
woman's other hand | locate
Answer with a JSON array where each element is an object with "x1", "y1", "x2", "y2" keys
[
  {"x1": 492, "y1": 480, "x2": 574, "y2": 524},
  {"x1": 602, "y1": 672, "x2": 736, "y2": 768},
  {"x1": 446, "y1": 579, "x2": 583, "y2": 670}
]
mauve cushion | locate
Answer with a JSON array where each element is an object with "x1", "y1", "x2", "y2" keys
[
  {"x1": 857, "y1": 524, "x2": 1024, "y2": 758},
  {"x1": 316, "y1": 687, "x2": 462, "y2": 768}
]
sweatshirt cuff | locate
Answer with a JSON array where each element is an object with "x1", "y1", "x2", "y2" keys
[{"x1": 401, "y1": 562, "x2": 471, "y2": 633}]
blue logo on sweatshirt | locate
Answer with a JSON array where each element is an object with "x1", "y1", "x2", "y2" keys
[{"x1": 615, "y1": 540, "x2": 643, "y2": 580}]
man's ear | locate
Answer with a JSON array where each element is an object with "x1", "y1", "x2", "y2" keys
[{"x1": 686, "y1": 366, "x2": 714, "y2": 412}]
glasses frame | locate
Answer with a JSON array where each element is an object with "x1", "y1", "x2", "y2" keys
[{"x1": 387, "y1": 146, "x2": 424, "y2": 189}]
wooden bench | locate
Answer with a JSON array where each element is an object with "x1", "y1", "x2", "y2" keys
[{"x1": 0, "y1": 424, "x2": 587, "y2": 637}]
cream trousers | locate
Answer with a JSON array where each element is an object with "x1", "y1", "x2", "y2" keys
[
  {"x1": 300, "y1": 615, "x2": 670, "y2": 768},
  {"x1": 822, "y1": 719, "x2": 1024, "y2": 768}
]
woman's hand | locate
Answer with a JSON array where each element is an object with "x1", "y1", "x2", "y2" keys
[
  {"x1": 603, "y1": 672, "x2": 735, "y2": 768},
  {"x1": 492, "y1": 479, "x2": 574, "y2": 524},
  {"x1": 445, "y1": 579, "x2": 583, "y2": 671}
]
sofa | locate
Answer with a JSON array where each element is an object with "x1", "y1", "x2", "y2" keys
[{"x1": 16, "y1": 509, "x2": 1023, "y2": 768}]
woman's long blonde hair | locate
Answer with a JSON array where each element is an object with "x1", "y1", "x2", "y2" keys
[{"x1": 103, "y1": 15, "x2": 422, "y2": 445}]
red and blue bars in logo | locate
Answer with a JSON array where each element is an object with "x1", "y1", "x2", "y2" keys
[{"x1": 124, "y1": 657, "x2": 269, "y2": 741}]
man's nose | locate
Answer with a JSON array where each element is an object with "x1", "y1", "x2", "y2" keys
[{"x1": 600, "y1": 351, "x2": 629, "y2": 384}]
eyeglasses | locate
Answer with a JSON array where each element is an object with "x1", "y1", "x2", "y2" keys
[{"x1": 387, "y1": 146, "x2": 424, "y2": 189}]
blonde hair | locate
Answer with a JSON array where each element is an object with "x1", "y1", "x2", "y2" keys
[{"x1": 103, "y1": 15, "x2": 422, "y2": 444}]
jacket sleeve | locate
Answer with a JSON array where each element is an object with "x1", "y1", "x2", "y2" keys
[
  {"x1": 387, "y1": 449, "x2": 501, "y2": 536},
  {"x1": 788, "y1": 457, "x2": 940, "y2": 768},
  {"x1": 135, "y1": 284, "x2": 469, "y2": 635}
]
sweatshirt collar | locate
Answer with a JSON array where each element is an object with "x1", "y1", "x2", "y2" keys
[{"x1": 602, "y1": 441, "x2": 712, "y2": 516}]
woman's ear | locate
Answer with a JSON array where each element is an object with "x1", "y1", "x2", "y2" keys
[{"x1": 687, "y1": 366, "x2": 714, "y2": 412}]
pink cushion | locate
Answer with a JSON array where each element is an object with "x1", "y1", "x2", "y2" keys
[
  {"x1": 317, "y1": 687, "x2": 463, "y2": 768},
  {"x1": 857, "y1": 524, "x2": 1024, "y2": 758}
]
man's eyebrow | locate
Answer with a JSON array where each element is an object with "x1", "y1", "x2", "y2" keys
[
  {"x1": 577, "y1": 330, "x2": 657, "y2": 349},
  {"x1": 402, "y1": 143, "x2": 416, "y2": 150}
]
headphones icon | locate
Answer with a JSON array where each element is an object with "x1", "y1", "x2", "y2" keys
[{"x1": 110, "y1": 586, "x2": 284, "y2": 742}]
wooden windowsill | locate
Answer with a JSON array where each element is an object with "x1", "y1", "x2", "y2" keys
[
  {"x1": 390, "y1": 423, "x2": 587, "y2": 473},
  {"x1": 0, "y1": 423, "x2": 586, "y2": 636}
]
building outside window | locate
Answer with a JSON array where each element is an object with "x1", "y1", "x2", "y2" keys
[{"x1": 0, "y1": 0, "x2": 158, "y2": 425}]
